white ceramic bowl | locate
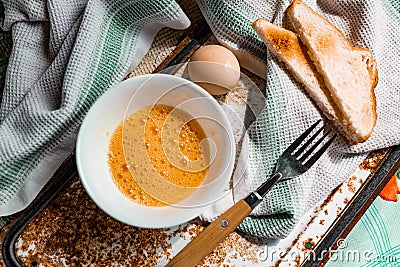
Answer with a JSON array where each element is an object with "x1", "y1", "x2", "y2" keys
[{"x1": 76, "y1": 74, "x2": 235, "y2": 228}]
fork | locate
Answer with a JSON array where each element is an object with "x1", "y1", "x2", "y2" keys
[{"x1": 166, "y1": 120, "x2": 337, "y2": 267}]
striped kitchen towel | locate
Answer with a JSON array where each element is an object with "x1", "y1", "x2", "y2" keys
[
  {"x1": 197, "y1": 0, "x2": 400, "y2": 239},
  {"x1": 0, "y1": 0, "x2": 190, "y2": 215}
]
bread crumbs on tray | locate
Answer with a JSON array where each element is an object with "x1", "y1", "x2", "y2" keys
[
  {"x1": 15, "y1": 177, "x2": 175, "y2": 266},
  {"x1": 14, "y1": 176, "x2": 263, "y2": 266},
  {"x1": 195, "y1": 231, "x2": 261, "y2": 266}
]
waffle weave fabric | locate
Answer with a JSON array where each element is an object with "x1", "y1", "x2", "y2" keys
[
  {"x1": 0, "y1": 0, "x2": 190, "y2": 215},
  {"x1": 1, "y1": 0, "x2": 400, "y2": 241},
  {"x1": 197, "y1": 0, "x2": 400, "y2": 238}
]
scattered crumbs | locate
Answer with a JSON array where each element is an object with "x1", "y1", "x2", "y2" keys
[
  {"x1": 347, "y1": 180, "x2": 357, "y2": 193},
  {"x1": 338, "y1": 187, "x2": 343, "y2": 193},
  {"x1": 313, "y1": 207, "x2": 319, "y2": 213},
  {"x1": 197, "y1": 232, "x2": 261, "y2": 266},
  {"x1": 223, "y1": 84, "x2": 249, "y2": 107},
  {"x1": 324, "y1": 209, "x2": 328, "y2": 215},
  {"x1": 16, "y1": 178, "x2": 174, "y2": 266},
  {"x1": 294, "y1": 254, "x2": 301, "y2": 266},
  {"x1": 273, "y1": 231, "x2": 307, "y2": 267},
  {"x1": 336, "y1": 207, "x2": 343, "y2": 216},
  {"x1": 307, "y1": 216, "x2": 317, "y2": 226},
  {"x1": 319, "y1": 219, "x2": 325, "y2": 225},
  {"x1": 319, "y1": 185, "x2": 341, "y2": 210},
  {"x1": 359, "y1": 178, "x2": 364, "y2": 184},
  {"x1": 224, "y1": 92, "x2": 247, "y2": 107},
  {"x1": 359, "y1": 149, "x2": 389, "y2": 171},
  {"x1": 343, "y1": 197, "x2": 350, "y2": 204},
  {"x1": 17, "y1": 178, "x2": 265, "y2": 266},
  {"x1": 274, "y1": 231, "x2": 304, "y2": 267}
]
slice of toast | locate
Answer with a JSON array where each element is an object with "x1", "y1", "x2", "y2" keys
[
  {"x1": 252, "y1": 18, "x2": 344, "y2": 127},
  {"x1": 286, "y1": 0, "x2": 378, "y2": 144}
]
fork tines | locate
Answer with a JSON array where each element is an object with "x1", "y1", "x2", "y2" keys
[{"x1": 283, "y1": 120, "x2": 337, "y2": 168}]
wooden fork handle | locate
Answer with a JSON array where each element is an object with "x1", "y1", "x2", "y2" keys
[{"x1": 166, "y1": 199, "x2": 252, "y2": 267}]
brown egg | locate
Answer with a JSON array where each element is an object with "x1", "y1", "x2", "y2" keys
[{"x1": 188, "y1": 45, "x2": 240, "y2": 95}]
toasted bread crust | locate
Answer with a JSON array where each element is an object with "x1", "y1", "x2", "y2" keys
[
  {"x1": 252, "y1": 19, "x2": 340, "y2": 119},
  {"x1": 286, "y1": 0, "x2": 352, "y2": 48},
  {"x1": 252, "y1": 18, "x2": 355, "y2": 141},
  {"x1": 354, "y1": 47, "x2": 379, "y2": 89},
  {"x1": 286, "y1": 0, "x2": 378, "y2": 144},
  {"x1": 252, "y1": 19, "x2": 297, "y2": 58},
  {"x1": 354, "y1": 48, "x2": 378, "y2": 142}
]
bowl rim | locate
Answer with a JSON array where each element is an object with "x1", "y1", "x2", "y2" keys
[{"x1": 76, "y1": 73, "x2": 235, "y2": 228}]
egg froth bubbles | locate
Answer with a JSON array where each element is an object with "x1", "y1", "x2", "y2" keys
[
  {"x1": 110, "y1": 104, "x2": 214, "y2": 206},
  {"x1": 77, "y1": 74, "x2": 236, "y2": 227},
  {"x1": 107, "y1": 78, "x2": 234, "y2": 208}
]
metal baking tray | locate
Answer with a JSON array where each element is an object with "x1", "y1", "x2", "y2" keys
[{"x1": 1, "y1": 7, "x2": 400, "y2": 266}]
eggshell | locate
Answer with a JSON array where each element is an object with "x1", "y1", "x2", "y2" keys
[{"x1": 188, "y1": 45, "x2": 240, "y2": 95}]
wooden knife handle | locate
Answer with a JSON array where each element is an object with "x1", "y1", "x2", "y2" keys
[{"x1": 166, "y1": 199, "x2": 252, "y2": 267}]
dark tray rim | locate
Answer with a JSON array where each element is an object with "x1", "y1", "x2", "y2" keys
[{"x1": 303, "y1": 145, "x2": 400, "y2": 267}]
